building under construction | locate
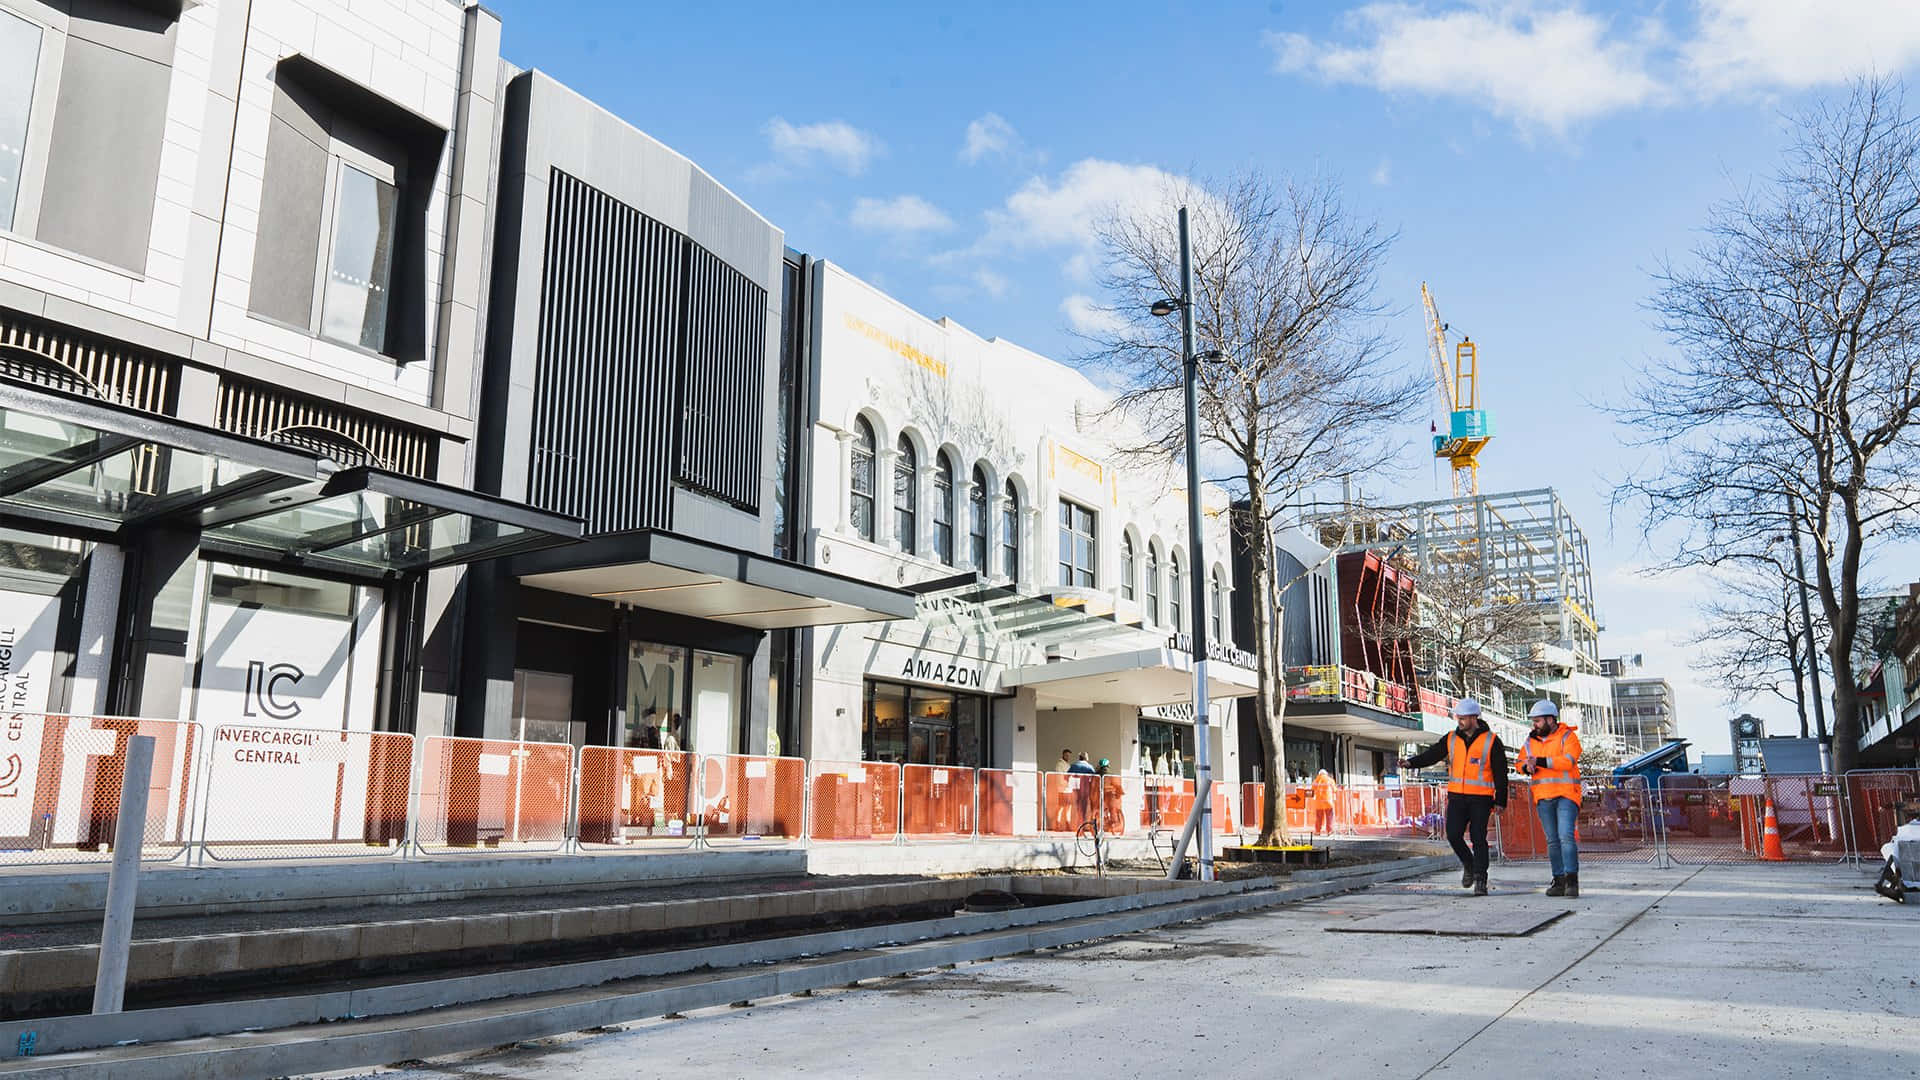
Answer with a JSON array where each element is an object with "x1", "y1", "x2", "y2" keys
[{"x1": 1309, "y1": 488, "x2": 1616, "y2": 743}]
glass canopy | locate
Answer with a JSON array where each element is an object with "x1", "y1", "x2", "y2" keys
[
  {"x1": 910, "y1": 574, "x2": 1164, "y2": 652},
  {"x1": 0, "y1": 378, "x2": 582, "y2": 576}
]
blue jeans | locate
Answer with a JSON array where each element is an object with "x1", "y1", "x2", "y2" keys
[{"x1": 1536, "y1": 795, "x2": 1580, "y2": 876}]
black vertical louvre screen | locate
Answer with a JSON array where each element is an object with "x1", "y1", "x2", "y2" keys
[
  {"x1": 531, "y1": 170, "x2": 686, "y2": 533},
  {"x1": 677, "y1": 245, "x2": 767, "y2": 512}
]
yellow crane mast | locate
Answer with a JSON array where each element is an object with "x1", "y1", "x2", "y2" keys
[{"x1": 1420, "y1": 282, "x2": 1493, "y2": 496}]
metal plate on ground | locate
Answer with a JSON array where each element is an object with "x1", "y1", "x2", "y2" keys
[{"x1": 1326, "y1": 907, "x2": 1571, "y2": 937}]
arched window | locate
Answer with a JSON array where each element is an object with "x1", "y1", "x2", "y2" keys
[
  {"x1": 1000, "y1": 480, "x2": 1021, "y2": 583},
  {"x1": 933, "y1": 452, "x2": 956, "y2": 565},
  {"x1": 1212, "y1": 567, "x2": 1227, "y2": 640},
  {"x1": 968, "y1": 466, "x2": 989, "y2": 569},
  {"x1": 893, "y1": 435, "x2": 917, "y2": 554},
  {"x1": 1169, "y1": 549, "x2": 1184, "y2": 630},
  {"x1": 1120, "y1": 533, "x2": 1137, "y2": 601},
  {"x1": 850, "y1": 417, "x2": 876, "y2": 541},
  {"x1": 1145, "y1": 544, "x2": 1161, "y2": 625}
]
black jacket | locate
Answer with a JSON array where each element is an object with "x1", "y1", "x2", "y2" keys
[{"x1": 1406, "y1": 722, "x2": 1509, "y2": 807}]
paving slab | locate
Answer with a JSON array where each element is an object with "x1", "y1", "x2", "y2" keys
[
  {"x1": 336, "y1": 862, "x2": 1920, "y2": 1080},
  {"x1": 1325, "y1": 906, "x2": 1570, "y2": 935}
]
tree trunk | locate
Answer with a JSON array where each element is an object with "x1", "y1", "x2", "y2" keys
[
  {"x1": 1244, "y1": 487, "x2": 1290, "y2": 846},
  {"x1": 1817, "y1": 496, "x2": 1865, "y2": 776}
]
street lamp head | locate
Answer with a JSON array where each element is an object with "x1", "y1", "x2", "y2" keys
[
  {"x1": 1150, "y1": 298, "x2": 1180, "y2": 317},
  {"x1": 1195, "y1": 349, "x2": 1224, "y2": 362}
]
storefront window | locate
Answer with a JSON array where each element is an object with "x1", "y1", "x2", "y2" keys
[
  {"x1": 1285, "y1": 735, "x2": 1330, "y2": 783},
  {"x1": 0, "y1": 527, "x2": 85, "y2": 727},
  {"x1": 865, "y1": 678, "x2": 986, "y2": 767},
  {"x1": 864, "y1": 680, "x2": 906, "y2": 763},
  {"x1": 626, "y1": 640, "x2": 685, "y2": 749},
  {"x1": 1138, "y1": 718, "x2": 1193, "y2": 778},
  {"x1": 1057, "y1": 499, "x2": 1094, "y2": 587},
  {"x1": 511, "y1": 670, "x2": 578, "y2": 745},
  {"x1": 189, "y1": 562, "x2": 380, "y2": 732},
  {"x1": 689, "y1": 649, "x2": 741, "y2": 756}
]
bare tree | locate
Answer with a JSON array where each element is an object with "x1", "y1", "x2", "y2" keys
[
  {"x1": 1685, "y1": 560, "x2": 1824, "y2": 736},
  {"x1": 1076, "y1": 171, "x2": 1425, "y2": 843},
  {"x1": 1619, "y1": 77, "x2": 1920, "y2": 776}
]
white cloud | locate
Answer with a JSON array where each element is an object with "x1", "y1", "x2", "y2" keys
[
  {"x1": 1268, "y1": 1, "x2": 1920, "y2": 135},
  {"x1": 1061, "y1": 293, "x2": 1129, "y2": 337},
  {"x1": 849, "y1": 195, "x2": 953, "y2": 232},
  {"x1": 1685, "y1": 0, "x2": 1920, "y2": 96},
  {"x1": 961, "y1": 113, "x2": 1020, "y2": 164},
  {"x1": 1269, "y1": 4, "x2": 1663, "y2": 135},
  {"x1": 974, "y1": 268, "x2": 1012, "y2": 299},
  {"x1": 764, "y1": 118, "x2": 882, "y2": 175},
  {"x1": 978, "y1": 158, "x2": 1189, "y2": 254},
  {"x1": 1371, "y1": 158, "x2": 1392, "y2": 186}
]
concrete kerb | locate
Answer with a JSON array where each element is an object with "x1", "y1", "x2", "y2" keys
[{"x1": 0, "y1": 855, "x2": 1452, "y2": 1077}]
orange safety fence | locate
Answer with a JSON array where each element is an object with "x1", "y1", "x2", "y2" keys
[
  {"x1": 1496, "y1": 777, "x2": 1656, "y2": 863},
  {"x1": 1212, "y1": 782, "x2": 1235, "y2": 833},
  {"x1": 200, "y1": 725, "x2": 412, "y2": 860},
  {"x1": 1137, "y1": 774, "x2": 1193, "y2": 831},
  {"x1": 902, "y1": 763, "x2": 975, "y2": 839},
  {"x1": 1040, "y1": 771, "x2": 1123, "y2": 835},
  {"x1": 700, "y1": 754, "x2": 805, "y2": 842},
  {"x1": 1746, "y1": 773, "x2": 1850, "y2": 861},
  {"x1": 1237, "y1": 781, "x2": 1311, "y2": 836},
  {"x1": 1334, "y1": 782, "x2": 1445, "y2": 839},
  {"x1": 977, "y1": 769, "x2": 1042, "y2": 837},
  {"x1": 808, "y1": 760, "x2": 899, "y2": 841},
  {"x1": 1846, "y1": 769, "x2": 1920, "y2": 860},
  {"x1": 575, "y1": 746, "x2": 697, "y2": 847},
  {"x1": 0, "y1": 713, "x2": 201, "y2": 865},
  {"x1": 414, "y1": 735, "x2": 574, "y2": 852}
]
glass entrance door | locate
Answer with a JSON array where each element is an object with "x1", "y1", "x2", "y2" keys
[{"x1": 907, "y1": 721, "x2": 951, "y2": 765}]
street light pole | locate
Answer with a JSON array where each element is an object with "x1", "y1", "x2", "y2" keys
[{"x1": 1177, "y1": 207, "x2": 1215, "y2": 882}]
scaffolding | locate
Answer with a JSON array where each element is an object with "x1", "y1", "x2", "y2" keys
[{"x1": 1310, "y1": 487, "x2": 1605, "y2": 680}]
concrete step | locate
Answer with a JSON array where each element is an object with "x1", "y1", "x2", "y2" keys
[{"x1": 0, "y1": 855, "x2": 1454, "y2": 1078}]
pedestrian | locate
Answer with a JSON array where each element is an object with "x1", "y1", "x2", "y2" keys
[
  {"x1": 1069, "y1": 753, "x2": 1097, "y2": 827},
  {"x1": 1521, "y1": 699, "x2": 1583, "y2": 898},
  {"x1": 1069, "y1": 753, "x2": 1096, "y2": 775},
  {"x1": 1057, "y1": 748, "x2": 1075, "y2": 773},
  {"x1": 1311, "y1": 768, "x2": 1338, "y2": 836},
  {"x1": 1401, "y1": 698, "x2": 1508, "y2": 896}
]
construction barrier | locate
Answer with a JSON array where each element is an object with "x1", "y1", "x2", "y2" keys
[
  {"x1": 575, "y1": 746, "x2": 696, "y2": 848},
  {"x1": 808, "y1": 759, "x2": 898, "y2": 842},
  {"x1": 414, "y1": 735, "x2": 574, "y2": 853},
  {"x1": 1747, "y1": 773, "x2": 1851, "y2": 861},
  {"x1": 1496, "y1": 777, "x2": 1656, "y2": 863},
  {"x1": 1138, "y1": 774, "x2": 1192, "y2": 831},
  {"x1": 975, "y1": 768, "x2": 1019, "y2": 837},
  {"x1": 1040, "y1": 772, "x2": 1104, "y2": 835},
  {"x1": 902, "y1": 763, "x2": 975, "y2": 839},
  {"x1": 701, "y1": 754, "x2": 805, "y2": 842},
  {"x1": 0, "y1": 713, "x2": 201, "y2": 865},
  {"x1": 1845, "y1": 769, "x2": 1920, "y2": 861},
  {"x1": 1336, "y1": 782, "x2": 1446, "y2": 840},
  {"x1": 200, "y1": 726, "x2": 412, "y2": 860}
]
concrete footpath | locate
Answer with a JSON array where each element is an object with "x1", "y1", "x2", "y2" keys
[{"x1": 338, "y1": 862, "x2": 1920, "y2": 1080}]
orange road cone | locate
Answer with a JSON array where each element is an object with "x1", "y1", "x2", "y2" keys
[{"x1": 1761, "y1": 799, "x2": 1786, "y2": 862}]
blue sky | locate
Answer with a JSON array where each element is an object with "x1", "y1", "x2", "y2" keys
[{"x1": 487, "y1": 1, "x2": 1920, "y2": 753}]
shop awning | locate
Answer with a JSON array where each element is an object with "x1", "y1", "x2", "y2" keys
[
  {"x1": 512, "y1": 529, "x2": 916, "y2": 630},
  {"x1": 0, "y1": 377, "x2": 583, "y2": 575},
  {"x1": 1285, "y1": 700, "x2": 1427, "y2": 745},
  {"x1": 1000, "y1": 647, "x2": 1258, "y2": 709},
  {"x1": 908, "y1": 574, "x2": 1162, "y2": 651}
]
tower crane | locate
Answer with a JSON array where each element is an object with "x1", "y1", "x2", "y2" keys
[{"x1": 1421, "y1": 282, "x2": 1493, "y2": 496}]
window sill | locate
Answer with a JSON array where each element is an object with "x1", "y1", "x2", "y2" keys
[
  {"x1": 241, "y1": 310, "x2": 406, "y2": 368},
  {"x1": 0, "y1": 226, "x2": 148, "y2": 283}
]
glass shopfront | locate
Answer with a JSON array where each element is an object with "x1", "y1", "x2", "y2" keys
[
  {"x1": 185, "y1": 561, "x2": 382, "y2": 732},
  {"x1": 1285, "y1": 733, "x2": 1332, "y2": 783},
  {"x1": 1138, "y1": 717, "x2": 1194, "y2": 778},
  {"x1": 626, "y1": 639, "x2": 743, "y2": 757},
  {"x1": 862, "y1": 678, "x2": 986, "y2": 767},
  {"x1": 0, "y1": 527, "x2": 85, "y2": 721}
]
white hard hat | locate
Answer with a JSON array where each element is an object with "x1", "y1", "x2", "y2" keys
[
  {"x1": 1529, "y1": 699, "x2": 1560, "y2": 719},
  {"x1": 1453, "y1": 698, "x2": 1482, "y2": 717}
]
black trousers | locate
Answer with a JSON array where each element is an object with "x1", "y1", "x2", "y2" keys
[{"x1": 1446, "y1": 793, "x2": 1496, "y2": 874}]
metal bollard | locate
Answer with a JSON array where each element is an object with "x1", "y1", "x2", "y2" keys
[{"x1": 93, "y1": 734, "x2": 155, "y2": 1015}]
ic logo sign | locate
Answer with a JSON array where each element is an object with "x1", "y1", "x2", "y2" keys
[{"x1": 243, "y1": 660, "x2": 305, "y2": 721}]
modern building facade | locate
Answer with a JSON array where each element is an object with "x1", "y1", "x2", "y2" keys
[
  {"x1": 792, "y1": 261, "x2": 1255, "y2": 812},
  {"x1": 1603, "y1": 656, "x2": 1678, "y2": 755},
  {"x1": 456, "y1": 71, "x2": 913, "y2": 756},
  {"x1": 0, "y1": 0, "x2": 589, "y2": 768}
]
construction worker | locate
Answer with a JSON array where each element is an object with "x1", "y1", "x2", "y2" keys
[
  {"x1": 1311, "y1": 768, "x2": 1338, "y2": 836},
  {"x1": 1401, "y1": 698, "x2": 1508, "y2": 896},
  {"x1": 1521, "y1": 699, "x2": 1583, "y2": 898}
]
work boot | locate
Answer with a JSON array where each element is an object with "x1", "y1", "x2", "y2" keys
[
  {"x1": 1545, "y1": 875, "x2": 1566, "y2": 897},
  {"x1": 1472, "y1": 874, "x2": 1488, "y2": 897},
  {"x1": 1564, "y1": 873, "x2": 1579, "y2": 899},
  {"x1": 1462, "y1": 866, "x2": 1476, "y2": 888}
]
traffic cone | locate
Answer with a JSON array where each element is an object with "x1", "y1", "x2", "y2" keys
[{"x1": 1761, "y1": 799, "x2": 1786, "y2": 862}]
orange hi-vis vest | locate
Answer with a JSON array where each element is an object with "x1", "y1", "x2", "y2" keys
[
  {"x1": 1526, "y1": 724, "x2": 1583, "y2": 802},
  {"x1": 1447, "y1": 728, "x2": 1497, "y2": 796}
]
